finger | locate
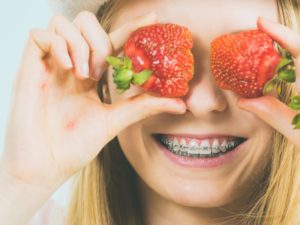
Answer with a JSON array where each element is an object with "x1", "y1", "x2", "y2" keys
[
  {"x1": 257, "y1": 17, "x2": 300, "y2": 92},
  {"x1": 103, "y1": 94, "x2": 186, "y2": 141},
  {"x1": 237, "y1": 96, "x2": 300, "y2": 147},
  {"x1": 257, "y1": 16, "x2": 300, "y2": 57},
  {"x1": 109, "y1": 11, "x2": 157, "y2": 53},
  {"x1": 30, "y1": 28, "x2": 73, "y2": 70},
  {"x1": 48, "y1": 15, "x2": 90, "y2": 79},
  {"x1": 73, "y1": 11, "x2": 112, "y2": 81}
]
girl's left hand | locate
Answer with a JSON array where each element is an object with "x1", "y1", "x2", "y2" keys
[{"x1": 237, "y1": 17, "x2": 300, "y2": 148}]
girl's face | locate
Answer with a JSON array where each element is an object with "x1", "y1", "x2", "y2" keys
[{"x1": 107, "y1": 0, "x2": 277, "y2": 208}]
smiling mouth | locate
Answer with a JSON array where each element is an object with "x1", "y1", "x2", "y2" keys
[{"x1": 153, "y1": 134, "x2": 247, "y2": 158}]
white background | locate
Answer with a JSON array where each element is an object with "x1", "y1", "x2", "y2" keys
[
  {"x1": 0, "y1": 1, "x2": 50, "y2": 152},
  {"x1": 0, "y1": 0, "x2": 72, "y2": 215}
]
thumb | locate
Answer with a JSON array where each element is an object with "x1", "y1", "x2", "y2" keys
[
  {"x1": 237, "y1": 96, "x2": 300, "y2": 146},
  {"x1": 105, "y1": 93, "x2": 186, "y2": 137},
  {"x1": 65, "y1": 93, "x2": 186, "y2": 165}
]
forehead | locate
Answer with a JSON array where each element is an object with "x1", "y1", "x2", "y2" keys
[{"x1": 110, "y1": 0, "x2": 278, "y2": 40}]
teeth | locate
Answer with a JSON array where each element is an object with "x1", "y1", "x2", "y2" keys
[
  {"x1": 199, "y1": 140, "x2": 211, "y2": 155},
  {"x1": 159, "y1": 135, "x2": 242, "y2": 158},
  {"x1": 212, "y1": 139, "x2": 220, "y2": 153},
  {"x1": 173, "y1": 138, "x2": 180, "y2": 152},
  {"x1": 188, "y1": 140, "x2": 199, "y2": 153},
  {"x1": 225, "y1": 141, "x2": 235, "y2": 149},
  {"x1": 200, "y1": 140, "x2": 210, "y2": 149},
  {"x1": 180, "y1": 139, "x2": 187, "y2": 147},
  {"x1": 220, "y1": 140, "x2": 227, "y2": 152}
]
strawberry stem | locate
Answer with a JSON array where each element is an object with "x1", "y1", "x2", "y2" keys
[
  {"x1": 106, "y1": 56, "x2": 153, "y2": 92},
  {"x1": 113, "y1": 69, "x2": 133, "y2": 90}
]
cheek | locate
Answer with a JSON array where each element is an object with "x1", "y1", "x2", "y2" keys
[{"x1": 117, "y1": 124, "x2": 148, "y2": 170}]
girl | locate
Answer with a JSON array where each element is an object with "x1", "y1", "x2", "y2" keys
[{"x1": 1, "y1": 0, "x2": 300, "y2": 224}]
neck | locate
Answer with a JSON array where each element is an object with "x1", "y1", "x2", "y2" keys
[{"x1": 137, "y1": 179, "x2": 256, "y2": 225}]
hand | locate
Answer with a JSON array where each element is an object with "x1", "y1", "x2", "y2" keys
[
  {"x1": 1, "y1": 11, "x2": 186, "y2": 189},
  {"x1": 237, "y1": 17, "x2": 300, "y2": 148}
]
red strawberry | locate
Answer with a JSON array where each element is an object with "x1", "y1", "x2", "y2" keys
[
  {"x1": 211, "y1": 30, "x2": 295, "y2": 98},
  {"x1": 106, "y1": 23, "x2": 194, "y2": 97}
]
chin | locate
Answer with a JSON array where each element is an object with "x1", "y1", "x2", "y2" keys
[
  {"x1": 118, "y1": 124, "x2": 271, "y2": 211},
  {"x1": 139, "y1": 171, "x2": 249, "y2": 209}
]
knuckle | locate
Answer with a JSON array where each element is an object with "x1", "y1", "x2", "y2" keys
[
  {"x1": 75, "y1": 11, "x2": 96, "y2": 22},
  {"x1": 79, "y1": 39, "x2": 90, "y2": 55},
  {"x1": 29, "y1": 28, "x2": 43, "y2": 39},
  {"x1": 29, "y1": 28, "x2": 38, "y2": 36},
  {"x1": 51, "y1": 14, "x2": 66, "y2": 25},
  {"x1": 95, "y1": 44, "x2": 112, "y2": 59},
  {"x1": 137, "y1": 94, "x2": 156, "y2": 112},
  {"x1": 66, "y1": 33, "x2": 89, "y2": 56},
  {"x1": 101, "y1": 44, "x2": 112, "y2": 57},
  {"x1": 52, "y1": 35, "x2": 65, "y2": 47},
  {"x1": 48, "y1": 14, "x2": 67, "y2": 32}
]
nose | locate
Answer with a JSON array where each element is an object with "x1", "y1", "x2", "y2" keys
[{"x1": 183, "y1": 69, "x2": 228, "y2": 117}]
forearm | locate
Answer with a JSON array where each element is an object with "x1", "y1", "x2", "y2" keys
[{"x1": 0, "y1": 163, "x2": 59, "y2": 225}]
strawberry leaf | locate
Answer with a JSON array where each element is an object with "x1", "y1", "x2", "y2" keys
[
  {"x1": 106, "y1": 56, "x2": 124, "y2": 69},
  {"x1": 124, "y1": 57, "x2": 132, "y2": 70},
  {"x1": 132, "y1": 70, "x2": 153, "y2": 85},
  {"x1": 277, "y1": 69, "x2": 296, "y2": 83},
  {"x1": 276, "y1": 44, "x2": 293, "y2": 60},
  {"x1": 276, "y1": 83, "x2": 282, "y2": 96},
  {"x1": 292, "y1": 113, "x2": 300, "y2": 129},
  {"x1": 289, "y1": 95, "x2": 300, "y2": 110},
  {"x1": 263, "y1": 79, "x2": 277, "y2": 94},
  {"x1": 275, "y1": 58, "x2": 293, "y2": 73}
]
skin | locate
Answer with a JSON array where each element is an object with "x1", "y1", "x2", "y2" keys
[
  {"x1": 107, "y1": 0, "x2": 277, "y2": 224},
  {"x1": 1, "y1": 0, "x2": 300, "y2": 224}
]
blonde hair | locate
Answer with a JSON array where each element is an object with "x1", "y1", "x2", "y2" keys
[{"x1": 66, "y1": 0, "x2": 300, "y2": 224}]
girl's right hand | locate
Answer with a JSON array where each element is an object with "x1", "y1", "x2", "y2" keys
[{"x1": 1, "y1": 11, "x2": 186, "y2": 189}]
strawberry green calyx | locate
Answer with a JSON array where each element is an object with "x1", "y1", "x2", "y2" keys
[
  {"x1": 106, "y1": 56, "x2": 153, "y2": 92},
  {"x1": 262, "y1": 47, "x2": 300, "y2": 129},
  {"x1": 289, "y1": 95, "x2": 300, "y2": 129},
  {"x1": 263, "y1": 49, "x2": 295, "y2": 96},
  {"x1": 292, "y1": 113, "x2": 300, "y2": 129},
  {"x1": 132, "y1": 70, "x2": 153, "y2": 85},
  {"x1": 289, "y1": 95, "x2": 300, "y2": 110}
]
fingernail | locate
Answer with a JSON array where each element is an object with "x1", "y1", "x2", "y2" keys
[
  {"x1": 260, "y1": 17, "x2": 277, "y2": 25},
  {"x1": 296, "y1": 77, "x2": 300, "y2": 91},
  {"x1": 65, "y1": 56, "x2": 73, "y2": 68},
  {"x1": 81, "y1": 62, "x2": 89, "y2": 78},
  {"x1": 170, "y1": 99, "x2": 186, "y2": 112}
]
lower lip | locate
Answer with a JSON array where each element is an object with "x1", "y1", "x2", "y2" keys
[{"x1": 153, "y1": 136, "x2": 247, "y2": 169}]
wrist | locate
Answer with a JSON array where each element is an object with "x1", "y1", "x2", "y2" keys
[
  {"x1": 0, "y1": 158, "x2": 65, "y2": 192},
  {"x1": 0, "y1": 160, "x2": 62, "y2": 225}
]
